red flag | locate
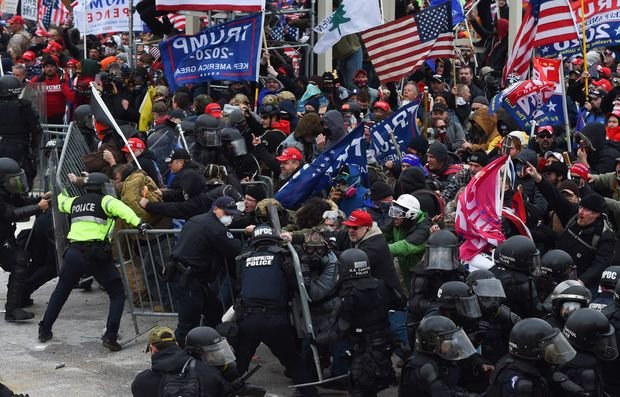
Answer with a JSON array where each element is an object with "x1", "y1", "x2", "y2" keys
[
  {"x1": 511, "y1": 186, "x2": 527, "y2": 223},
  {"x1": 504, "y1": 0, "x2": 578, "y2": 81},
  {"x1": 533, "y1": 57, "x2": 561, "y2": 83},
  {"x1": 360, "y1": 2, "x2": 454, "y2": 84},
  {"x1": 455, "y1": 155, "x2": 509, "y2": 261}
]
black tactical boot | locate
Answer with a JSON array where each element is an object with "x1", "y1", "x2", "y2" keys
[
  {"x1": 38, "y1": 322, "x2": 53, "y2": 342},
  {"x1": 5, "y1": 307, "x2": 34, "y2": 322},
  {"x1": 102, "y1": 336, "x2": 122, "y2": 351}
]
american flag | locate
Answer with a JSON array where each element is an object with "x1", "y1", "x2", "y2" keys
[
  {"x1": 39, "y1": 0, "x2": 71, "y2": 30},
  {"x1": 503, "y1": 0, "x2": 578, "y2": 82},
  {"x1": 168, "y1": 14, "x2": 186, "y2": 31},
  {"x1": 361, "y1": 1, "x2": 454, "y2": 84},
  {"x1": 270, "y1": 19, "x2": 299, "y2": 41}
]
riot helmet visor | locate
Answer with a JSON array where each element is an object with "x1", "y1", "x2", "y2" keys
[
  {"x1": 4, "y1": 169, "x2": 28, "y2": 194},
  {"x1": 200, "y1": 339, "x2": 236, "y2": 366},
  {"x1": 560, "y1": 301, "x2": 583, "y2": 319},
  {"x1": 541, "y1": 330, "x2": 577, "y2": 364},
  {"x1": 455, "y1": 295, "x2": 482, "y2": 319},
  {"x1": 425, "y1": 247, "x2": 458, "y2": 271},
  {"x1": 471, "y1": 278, "x2": 506, "y2": 298},
  {"x1": 437, "y1": 328, "x2": 477, "y2": 361}
]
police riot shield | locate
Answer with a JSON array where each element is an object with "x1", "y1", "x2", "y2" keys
[
  {"x1": 21, "y1": 82, "x2": 48, "y2": 124},
  {"x1": 266, "y1": 204, "x2": 322, "y2": 384}
]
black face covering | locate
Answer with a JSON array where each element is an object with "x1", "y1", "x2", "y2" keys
[
  {"x1": 302, "y1": 254, "x2": 323, "y2": 271},
  {"x1": 323, "y1": 127, "x2": 332, "y2": 137}
]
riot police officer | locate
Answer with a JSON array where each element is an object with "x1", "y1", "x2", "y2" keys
[
  {"x1": 486, "y1": 318, "x2": 577, "y2": 397},
  {"x1": 73, "y1": 104, "x2": 98, "y2": 151},
  {"x1": 319, "y1": 248, "x2": 400, "y2": 397},
  {"x1": 536, "y1": 249, "x2": 577, "y2": 312},
  {"x1": 433, "y1": 281, "x2": 482, "y2": 331},
  {"x1": 466, "y1": 270, "x2": 519, "y2": 364},
  {"x1": 602, "y1": 279, "x2": 620, "y2": 395},
  {"x1": 545, "y1": 282, "x2": 592, "y2": 328},
  {"x1": 407, "y1": 230, "x2": 468, "y2": 343},
  {"x1": 590, "y1": 266, "x2": 620, "y2": 311},
  {"x1": 553, "y1": 308, "x2": 618, "y2": 397},
  {"x1": 234, "y1": 225, "x2": 317, "y2": 396},
  {"x1": 192, "y1": 113, "x2": 223, "y2": 166},
  {"x1": 490, "y1": 235, "x2": 543, "y2": 318},
  {"x1": 399, "y1": 315, "x2": 480, "y2": 397},
  {"x1": 0, "y1": 157, "x2": 49, "y2": 322},
  {"x1": 38, "y1": 172, "x2": 148, "y2": 351},
  {"x1": 0, "y1": 75, "x2": 42, "y2": 185}
]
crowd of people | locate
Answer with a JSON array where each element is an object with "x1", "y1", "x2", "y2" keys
[{"x1": 3, "y1": 0, "x2": 620, "y2": 396}]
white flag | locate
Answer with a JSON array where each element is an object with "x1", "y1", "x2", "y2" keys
[{"x1": 313, "y1": 0, "x2": 382, "y2": 54}]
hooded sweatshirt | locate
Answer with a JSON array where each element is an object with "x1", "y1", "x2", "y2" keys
[
  {"x1": 322, "y1": 110, "x2": 348, "y2": 151},
  {"x1": 578, "y1": 122, "x2": 620, "y2": 174}
]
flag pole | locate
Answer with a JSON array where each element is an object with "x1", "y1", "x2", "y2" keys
[
  {"x1": 559, "y1": 53, "x2": 572, "y2": 153},
  {"x1": 580, "y1": 0, "x2": 589, "y2": 97},
  {"x1": 423, "y1": 86, "x2": 429, "y2": 138},
  {"x1": 89, "y1": 82, "x2": 142, "y2": 169}
]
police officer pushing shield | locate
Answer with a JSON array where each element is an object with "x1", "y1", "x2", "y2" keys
[
  {"x1": 38, "y1": 173, "x2": 149, "y2": 351},
  {"x1": 0, "y1": 157, "x2": 50, "y2": 322}
]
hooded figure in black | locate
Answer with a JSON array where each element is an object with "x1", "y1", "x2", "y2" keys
[
  {"x1": 575, "y1": 122, "x2": 620, "y2": 174},
  {"x1": 395, "y1": 167, "x2": 442, "y2": 219}
]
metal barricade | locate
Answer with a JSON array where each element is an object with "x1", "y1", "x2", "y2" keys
[{"x1": 115, "y1": 228, "x2": 248, "y2": 335}]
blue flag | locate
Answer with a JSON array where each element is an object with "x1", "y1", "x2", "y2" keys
[
  {"x1": 430, "y1": 0, "x2": 464, "y2": 26},
  {"x1": 371, "y1": 99, "x2": 421, "y2": 165},
  {"x1": 275, "y1": 125, "x2": 367, "y2": 209},
  {"x1": 489, "y1": 80, "x2": 555, "y2": 130},
  {"x1": 159, "y1": 13, "x2": 263, "y2": 91},
  {"x1": 533, "y1": 94, "x2": 564, "y2": 127}
]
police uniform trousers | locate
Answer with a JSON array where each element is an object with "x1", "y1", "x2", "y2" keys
[
  {"x1": 235, "y1": 309, "x2": 317, "y2": 395},
  {"x1": 40, "y1": 242, "x2": 125, "y2": 338},
  {"x1": 172, "y1": 275, "x2": 223, "y2": 346},
  {"x1": 0, "y1": 239, "x2": 30, "y2": 311}
]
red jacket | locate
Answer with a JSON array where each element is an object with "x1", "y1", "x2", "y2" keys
[{"x1": 30, "y1": 74, "x2": 76, "y2": 118}]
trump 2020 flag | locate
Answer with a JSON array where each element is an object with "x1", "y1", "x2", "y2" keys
[
  {"x1": 160, "y1": 13, "x2": 263, "y2": 91},
  {"x1": 275, "y1": 124, "x2": 367, "y2": 209},
  {"x1": 313, "y1": 0, "x2": 382, "y2": 54},
  {"x1": 455, "y1": 154, "x2": 508, "y2": 261},
  {"x1": 370, "y1": 98, "x2": 420, "y2": 165},
  {"x1": 532, "y1": 57, "x2": 564, "y2": 127},
  {"x1": 490, "y1": 79, "x2": 556, "y2": 130}
]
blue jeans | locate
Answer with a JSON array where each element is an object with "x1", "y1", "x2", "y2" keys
[
  {"x1": 41, "y1": 243, "x2": 125, "y2": 339},
  {"x1": 389, "y1": 310, "x2": 409, "y2": 358},
  {"x1": 338, "y1": 48, "x2": 363, "y2": 90}
]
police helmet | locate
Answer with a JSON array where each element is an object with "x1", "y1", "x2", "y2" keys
[
  {"x1": 195, "y1": 114, "x2": 222, "y2": 148},
  {"x1": 508, "y1": 318, "x2": 576, "y2": 364},
  {"x1": 73, "y1": 105, "x2": 94, "y2": 129},
  {"x1": 415, "y1": 315, "x2": 476, "y2": 361},
  {"x1": 339, "y1": 248, "x2": 370, "y2": 280},
  {"x1": 437, "y1": 281, "x2": 482, "y2": 319},
  {"x1": 540, "y1": 249, "x2": 577, "y2": 282},
  {"x1": 563, "y1": 308, "x2": 618, "y2": 361},
  {"x1": 424, "y1": 230, "x2": 459, "y2": 271},
  {"x1": 495, "y1": 235, "x2": 540, "y2": 272},
  {"x1": 600, "y1": 266, "x2": 620, "y2": 290},
  {"x1": 250, "y1": 224, "x2": 281, "y2": 247},
  {"x1": 220, "y1": 127, "x2": 247, "y2": 157},
  {"x1": 550, "y1": 283, "x2": 592, "y2": 320},
  {"x1": 0, "y1": 157, "x2": 28, "y2": 194},
  {"x1": 615, "y1": 279, "x2": 620, "y2": 306},
  {"x1": 185, "y1": 326, "x2": 236, "y2": 366},
  {"x1": 84, "y1": 172, "x2": 110, "y2": 194},
  {"x1": 0, "y1": 75, "x2": 21, "y2": 97}
]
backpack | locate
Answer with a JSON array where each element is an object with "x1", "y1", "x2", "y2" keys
[{"x1": 159, "y1": 358, "x2": 202, "y2": 397}]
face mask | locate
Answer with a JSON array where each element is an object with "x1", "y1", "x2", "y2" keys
[
  {"x1": 219, "y1": 215, "x2": 233, "y2": 226},
  {"x1": 323, "y1": 127, "x2": 332, "y2": 137},
  {"x1": 456, "y1": 97, "x2": 467, "y2": 106}
]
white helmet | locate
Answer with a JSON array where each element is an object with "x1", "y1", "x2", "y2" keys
[{"x1": 389, "y1": 194, "x2": 421, "y2": 220}]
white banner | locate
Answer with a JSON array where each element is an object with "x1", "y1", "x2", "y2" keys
[
  {"x1": 73, "y1": 0, "x2": 143, "y2": 35},
  {"x1": 1, "y1": 0, "x2": 19, "y2": 15},
  {"x1": 21, "y1": 0, "x2": 38, "y2": 21},
  {"x1": 155, "y1": 0, "x2": 263, "y2": 12}
]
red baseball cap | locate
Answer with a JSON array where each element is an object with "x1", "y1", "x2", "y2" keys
[
  {"x1": 7, "y1": 15, "x2": 24, "y2": 25},
  {"x1": 373, "y1": 100, "x2": 391, "y2": 112},
  {"x1": 597, "y1": 65, "x2": 612, "y2": 78},
  {"x1": 592, "y1": 78, "x2": 612, "y2": 93},
  {"x1": 570, "y1": 162, "x2": 589, "y2": 180},
  {"x1": 276, "y1": 147, "x2": 303, "y2": 162},
  {"x1": 205, "y1": 103, "x2": 222, "y2": 118},
  {"x1": 122, "y1": 137, "x2": 146, "y2": 153},
  {"x1": 342, "y1": 210, "x2": 373, "y2": 227},
  {"x1": 21, "y1": 51, "x2": 35, "y2": 62},
  {"x1": 43, "y1": 42, "x2": 62, "y2": 53}
]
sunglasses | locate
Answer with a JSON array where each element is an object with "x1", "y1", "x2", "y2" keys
[
  {"x1": 348, "y1": 226, "x2": 366, "y2": 230},
  {"x1": 538, "y1": 133, "x2": 552, "y2": 139}
]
